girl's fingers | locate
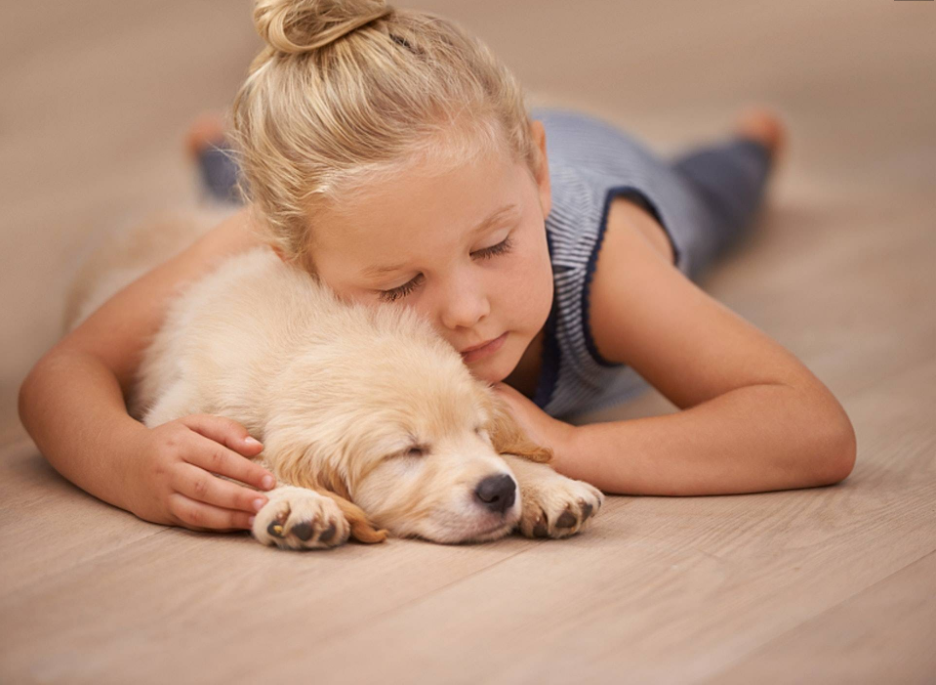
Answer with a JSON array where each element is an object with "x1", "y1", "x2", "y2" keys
[
  {"x1": 173, "y1": 462, "x2": 268, "y2": 515},
  {"x1": 181, "y1": 418, "x2": 276, "y2": 491},
  {"x1": 182, "y1": 414, "x2": 267, "y2": 458},
  {"x1": 167, "y1": 492, "x2": 256, "y2": 532}
]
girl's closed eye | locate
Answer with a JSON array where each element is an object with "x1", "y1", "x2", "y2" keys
[{"x1": 377, "y1": 235, "x2": 515, "y2": 303}]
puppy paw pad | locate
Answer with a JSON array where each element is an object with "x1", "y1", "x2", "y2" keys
[
  {"x1": 532, "y1": 518, "x2": 549, "y2": 538},
  {"x1": 555, "y1": 508, "x2": 577, "y2": 529},
  {"x1": 291, "y1": 521, "x2": 316, "y2": 542},
  {"x1": 318, "y1": 521, "x2": 338, "y2": 543},
  {"x1": 252, "y1": 487, "x2": 349, "y2": 550}
]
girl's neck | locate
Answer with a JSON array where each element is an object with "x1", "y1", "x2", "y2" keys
[{"x1": 502, "y1": 325, "x2": 546, "y2": 399}]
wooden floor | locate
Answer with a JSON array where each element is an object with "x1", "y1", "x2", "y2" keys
[{"x1": 1, "y1": 1, "x2": 934, "y2": 682}]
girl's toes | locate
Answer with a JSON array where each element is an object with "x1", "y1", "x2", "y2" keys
[
  {"x1": 733, "y1": 106, "x2": 788, "y2": 166},
  {"x1": 185, "y1": 112, "x2": 228, "y2": 160}
]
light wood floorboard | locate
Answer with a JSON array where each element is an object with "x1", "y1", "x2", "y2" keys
[
  {"x1": 711, "y1": 551, "x2": 936, "y2": 684},
  {"x1": 1, "y1": 1, "x2": 933, "y2": 683}
]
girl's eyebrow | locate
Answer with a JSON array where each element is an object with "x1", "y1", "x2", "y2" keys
[{"x1": 362, "y1": 203, "x2": 518, "y2": 277}]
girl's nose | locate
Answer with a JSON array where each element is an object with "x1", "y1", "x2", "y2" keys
[{"x1": 438, "y1": 270, "x2": 491, "y2": 331}]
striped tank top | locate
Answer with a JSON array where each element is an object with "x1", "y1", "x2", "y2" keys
[{"x1": 528, "y1": 107, "x2": 714, "y2": 420}]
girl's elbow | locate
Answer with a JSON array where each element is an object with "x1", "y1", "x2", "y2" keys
[
  {"x1": 18, "y1": 357, "x2": 47, "y2": 426},
  {"x1": 814, "y1": 410, "x2": 857, "y2": 486},
  {"x1": 834, "y1": 415, "x2": 858, "y2": 482}
]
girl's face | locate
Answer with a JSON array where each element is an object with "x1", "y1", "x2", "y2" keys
[{"x1": 306, "y1": 121, "x2": 554, "y2": 384}]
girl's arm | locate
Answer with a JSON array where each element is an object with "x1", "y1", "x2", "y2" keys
[
  {"x1": 18, "y1": 207, "x2": 279, "y2": 530},
  {"x1": 496, "y1": 203, "x2": 857, "y2": 496}
]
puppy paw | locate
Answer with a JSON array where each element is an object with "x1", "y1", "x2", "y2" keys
[
  {"x1": 516, "y1": 470, "x2": 604, "y2": 540},
  {"x1": 252, "y1": 485, "x2": 351, "y2": 550}
]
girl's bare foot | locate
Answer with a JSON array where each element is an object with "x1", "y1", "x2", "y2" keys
[
  {"x1": 185, "y1": 112, "x2": 242, "y2": 204},
  {"x1": 733, "y1": 106, "x2": 788, "y2": 168},
  {"x1": 185, "y1": 112, "x2": 228, "y2": 159}
]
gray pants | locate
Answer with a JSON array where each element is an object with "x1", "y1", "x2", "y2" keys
[{"x1": 671, "y1": 138, "x2": 772, "y2": 274}]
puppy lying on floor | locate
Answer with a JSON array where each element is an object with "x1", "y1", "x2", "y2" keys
[{"x1": 67, "y1": 213, "x2": 604, "y2": 550}]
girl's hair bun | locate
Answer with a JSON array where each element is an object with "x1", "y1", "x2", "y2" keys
[{"x1": 254, "y1": 0, "x2": 393, "y2": 54}]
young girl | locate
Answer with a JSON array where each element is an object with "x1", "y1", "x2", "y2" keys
[{"x1": 18, "y1": 0, "x2": 856, "y2": 535}]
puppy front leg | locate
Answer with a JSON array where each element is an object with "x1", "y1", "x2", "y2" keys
[
  {"x1": 500, "y1": 454, "x2": 604, "y2": 539},
  {"x1": 255, "y1": 436, "x2": 388, "y2": 546},
  {"x1": 251, "y1": 485, "x2": 352, "y2": 551}
]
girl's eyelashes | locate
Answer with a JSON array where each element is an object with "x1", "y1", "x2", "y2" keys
[
  {"x1": 380, "y1": 273, "x2": 423, "y2": 302},
  {"x1": 476, "y1": 234, "x2": 514, "y2": 260},
  {"x1": 377, "y1": 235, "x2": 515, "y2": 303}
]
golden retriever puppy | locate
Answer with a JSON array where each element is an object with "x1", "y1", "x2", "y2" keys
[{"x1": 68, "y1": 213, "x2": 605, "y2": 550}]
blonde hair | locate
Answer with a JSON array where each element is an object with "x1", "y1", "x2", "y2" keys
[{"x1": 231, "y1": 0, "x2": 539, "y2": 270}]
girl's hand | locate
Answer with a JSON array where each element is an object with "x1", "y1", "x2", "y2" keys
[
  {"x1": 491, "y1": 382, "x2": 577, "y2": 468},
  {"x1": 125, "y1": 414, "x2": 277, "y2": 533}
]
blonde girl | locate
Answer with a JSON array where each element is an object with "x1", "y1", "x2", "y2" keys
[{"x1": 19, "y1": 0, "x2": 856, "y2": 534}]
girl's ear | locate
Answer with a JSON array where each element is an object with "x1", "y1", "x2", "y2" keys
[{"x1": 529, "y1": 119, "x2": 552, "y2": 218}]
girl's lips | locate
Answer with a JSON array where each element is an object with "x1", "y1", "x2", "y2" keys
[{"x1": 460, "y1": 332, "x2": 507, "y2": 362}]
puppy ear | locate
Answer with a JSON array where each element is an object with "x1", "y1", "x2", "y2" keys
[
  {"x1": 325, "y1": 494, "x2": 389, "y2": 544},
  {"x1": 487, "y1": 396, "x2": 553, "y2": 464},
  {"x1": 310, "y1": 460, "x2": 388, "y2": 544},
  {"x1": 262, "y1": 442, "x2": 389, "y2": 544}
]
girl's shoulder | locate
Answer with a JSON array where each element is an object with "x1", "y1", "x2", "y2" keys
[
  {"x1": 583, "y1": 195, "x2": 676, "y2": 362},
  {"x1": 196, "y1": 206, "x2": 268, "y2": 259}
]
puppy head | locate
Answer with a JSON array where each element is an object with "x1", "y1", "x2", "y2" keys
[{"x1": 263, "y1": 306, "x2": 549, "y2": 544}]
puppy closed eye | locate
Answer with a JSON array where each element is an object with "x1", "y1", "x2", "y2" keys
[{"x1": 403, "y1": 445, "x2": 428, "y2": 458}]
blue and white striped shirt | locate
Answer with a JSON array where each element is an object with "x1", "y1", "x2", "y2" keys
[{"x1": 529, "y1": 107, "x2": 722, "y2": 420}]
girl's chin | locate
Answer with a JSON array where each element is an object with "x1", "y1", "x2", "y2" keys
[{"x1": 464, "y1": 351, "x2": 518, "y2": 385}]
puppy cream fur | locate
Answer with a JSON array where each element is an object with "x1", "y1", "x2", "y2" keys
[{"x1": 70, "y1": 213, "x2": 604, "y2": 550}]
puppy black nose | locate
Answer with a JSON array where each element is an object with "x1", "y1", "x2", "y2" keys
[{"x1": 474, "y1": 474, "x2": 516, "y2": 514}]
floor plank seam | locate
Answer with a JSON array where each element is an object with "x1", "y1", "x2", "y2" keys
[
  {"x1": 269, "y1": 543, "x2": 537, "y2": 664},
  {"x1": 697, "y1": 548, "x2": 936, "y2": 683},
  {"x1": 0, "y1": 524, "x2": 182, "y2": 601},
  {"x1": 0, "y1": 433, "x2": 32, "y2": 453}
]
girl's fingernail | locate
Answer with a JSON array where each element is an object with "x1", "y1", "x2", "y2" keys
[
  {"x1": 245, "y1": 436, "x2": 263, "y2": 447},
  {"x1": 261, "y1": 476, "x2": 275, "y2": 489},
  {"x1": 252, "y1": 498, "x2": 265, "y2": 512},
  {"x1": 248, "y1": 516, "x2": 256, "y2": 527}
]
